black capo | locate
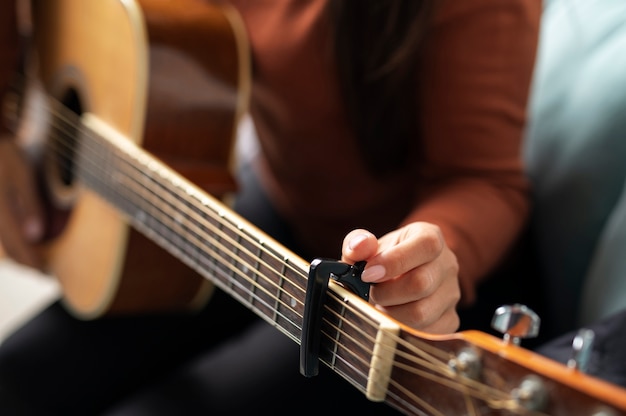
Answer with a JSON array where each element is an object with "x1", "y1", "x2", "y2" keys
[{"x1": 299, "y1": 258, "x2": 370, "y2": 377}]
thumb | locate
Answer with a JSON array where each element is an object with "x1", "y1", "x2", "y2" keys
[{"x1": 341, "y1": 229, "x2": 378, "y2": 264}]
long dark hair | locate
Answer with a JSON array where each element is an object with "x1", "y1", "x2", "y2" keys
[{"x1": 328, "y1": 1, "x2": 435, "y2": 176}]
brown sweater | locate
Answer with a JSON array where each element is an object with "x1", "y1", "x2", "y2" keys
[
  {"x1": 0, "y1": 1, "x2": 19, "y2": 136},
  {"x1": 229, "y1": 0, "x2": 541, "y2": 303},
  {"x1": 0, "y1": 0, "x2": 541, "y2": 304}
]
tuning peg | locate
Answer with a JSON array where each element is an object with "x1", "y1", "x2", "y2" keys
[
  {"x1": 567, "y1": 328, "x2": 595, "y2": 373},
  {"x1": 491, "y1": 304, "x2": 540, "y2": 345}
]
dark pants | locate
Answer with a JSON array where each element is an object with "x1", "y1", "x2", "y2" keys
[{"x1": 0, "y1": 165, "x2": 399, "y2": 415}]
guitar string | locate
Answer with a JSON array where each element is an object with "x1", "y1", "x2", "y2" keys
[
  {"x1": 40, "y1": 99, "x2": 530, "y2": 415},
  {"x1": 321, "y1": 296, "x2": 530, "y2": 415},
  {"x1": 319, "y1": 306, "x2": 450, "y2": 416}
]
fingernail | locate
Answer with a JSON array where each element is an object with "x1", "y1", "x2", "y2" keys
[
  {"x1": 24, "y1": 218, "x2": 43, "y2": 241},
  {"x1": 348, "y1": 234, "x2": 368, "y2": 251},
  {"x1": 361, "y1": 264, "x2": 385, "y2": 282}
]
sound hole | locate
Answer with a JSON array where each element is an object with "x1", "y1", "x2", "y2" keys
[
  {"x1": 41, "y1": 87, "x2": 85, "y2": 239},
  {"x1": 53, "y1": 88, "x2": 82, "y2": 187}
]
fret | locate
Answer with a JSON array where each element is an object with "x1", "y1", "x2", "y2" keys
[
  {"x1": 185, "y1": 205, "x2": 232, "y2": 292},
  {"x1": 158, "y1": 173, "x2": 177, "y2": 247},
  {"x1": 192, "y1": 200, "x2": 226, "y2": 285},
  {"x1": 110, "y1": 142, "x2": 133, "y2": 219},
  {"x1": 249, "y1": 240, "x2": 281, "y2": 321},
  {"x1": 183, "y1": 196, "x2": 204, "y2": 274},
  {"x1": 245, "y1": 235, "x2": 263, "y2": 311},
  {"x1": 273, "y1": 258, "x2": 287, "y2": 324},
  {"x1": 159, "y1": 174, "x2": 191, "y2": 263},
  {"x1": 206, "y1": 207, "x2": 223, "y2": 284},
  {"x1": 85, "y1": 127, "x2": 116, "y2": 207},
  {"x1": 109, "y1": 143, "x2": 131, "y2": 220},
  {"x1": 175, "y1": 192, "x2": 194, "y2": 266},
  {"x1": 326, "y1": 298, "x2": 345, "y2": 370},
  {"x1": 219, "y1": 216, "x2": 248, "y2": 302},
  {"x1": 120, "y1": 146, "x2": 142, "y2": 218},
  {"x1": 231, "y1": 224, "x2": 242, "y2": 292},
  {"x1": 193, "y1": 214, "x2": 215, "y2": 278},
  {"x1": 186, "y1": 201, "x2": 204, "y2": 272},
  {"x1": 142, "y1": 167, "x2": 177, "y2": 257},
  {"x1": 272, "y1": 256, "x2": 294, "y2": 332},
  {"x1": 254, "y1": 239, "x2": 264, "y2": 308},
  {"x1": 319, "y1": 290, "x2": 378, "y2": 395},
  {"x1": 217, "y1": 216, "x2": 234, "y2": 288},
  {"x1": 278, "y1": 260, "x2": 307, "y2": 340},
  {"x1": 202, "y1": 201, "x2": 222, "y2": 276},
  {"x1": 159, "y1": 198, "x2": 182, "y2": 257},
  {"x1": 237, "y1": 227, "x2": 265, "y2": 309},
  {"x1": 99, "y1": 138, "x2": 159, "y2": 246},
  {"x1": 74, "y1": 122, "x2": 93, "y2": 188}
]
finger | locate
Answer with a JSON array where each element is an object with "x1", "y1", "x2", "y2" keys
[
  {"x1": 365, "y1": 223, "x2": 445, "y2": 283},
  {"x1": 380, "y1": 299, "x2": 460, "y2": 334},
  {"x1": 374, "y1": 270, "x2": 461, "y2": 330},
  {"x1": 341, "y1": 229, "x2": 378, "y2": 263},
  {"x1": 370, "y1": 246, "x2": 458, "y2": 305},
  {"x1": 370, "y1": 267, "x2": 437, "y2": 305}
]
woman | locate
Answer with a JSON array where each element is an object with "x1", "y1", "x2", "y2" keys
[{"x1": 0, "y1": 0, "x2": 541, "y2": 414}]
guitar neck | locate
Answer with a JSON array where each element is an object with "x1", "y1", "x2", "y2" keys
[{"x1": 73, "y1": 113, "x2": 307, "y2": 340}]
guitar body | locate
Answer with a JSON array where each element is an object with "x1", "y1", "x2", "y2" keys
[
  {"x1": 19, "y1": 2, "x2": 626, "y2": 414},
  {"x1": 28, "y1": 0, "x2": 250, "y2": 318}
]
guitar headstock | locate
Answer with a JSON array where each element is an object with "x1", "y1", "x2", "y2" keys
[
  {"x1": 384, "y1": 308, "x2": 626, "y2": 415},
  {"x1": 317, "y1": 278, "x2": 626, "y2": 415}
]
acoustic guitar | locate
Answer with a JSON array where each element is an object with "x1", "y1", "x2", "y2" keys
[
  {"x1": 9, "y1": 0, "x2": 626, "y2": 414},
  {"x1": 14, "y1": 0, "x2": 250, "y2": 317}
]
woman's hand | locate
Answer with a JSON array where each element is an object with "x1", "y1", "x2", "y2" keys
[
  {"x1": 0, "y1": 136, "x2": 45, "y2": 269},
  {"x1": 341, "y1": 223, "x2": 461, "y2": 334}
]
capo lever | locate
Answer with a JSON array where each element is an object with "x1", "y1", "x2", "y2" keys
[{"x1": 300, "y1": 258, "x2": 369, "y2": 377}]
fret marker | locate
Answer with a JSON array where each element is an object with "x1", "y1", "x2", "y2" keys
[{"x1": 135, "y1": 210, "x2": 146, "y2": 223}]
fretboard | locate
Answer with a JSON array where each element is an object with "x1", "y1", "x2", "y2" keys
[{"x1": 74, "y1": 114, "x2": 312, "y2": 344}]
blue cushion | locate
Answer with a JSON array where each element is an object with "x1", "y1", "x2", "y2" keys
[{"x1": 523, "y1": 0, "x2": 626, "y2": 334}]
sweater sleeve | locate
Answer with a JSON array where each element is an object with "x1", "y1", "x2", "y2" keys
[
  {"x1": 0, "y1": 1, "x2": 20, "y2": 136},
  {"x1": 405, "y1": 0, "x2": 541, "y2": 304}
]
